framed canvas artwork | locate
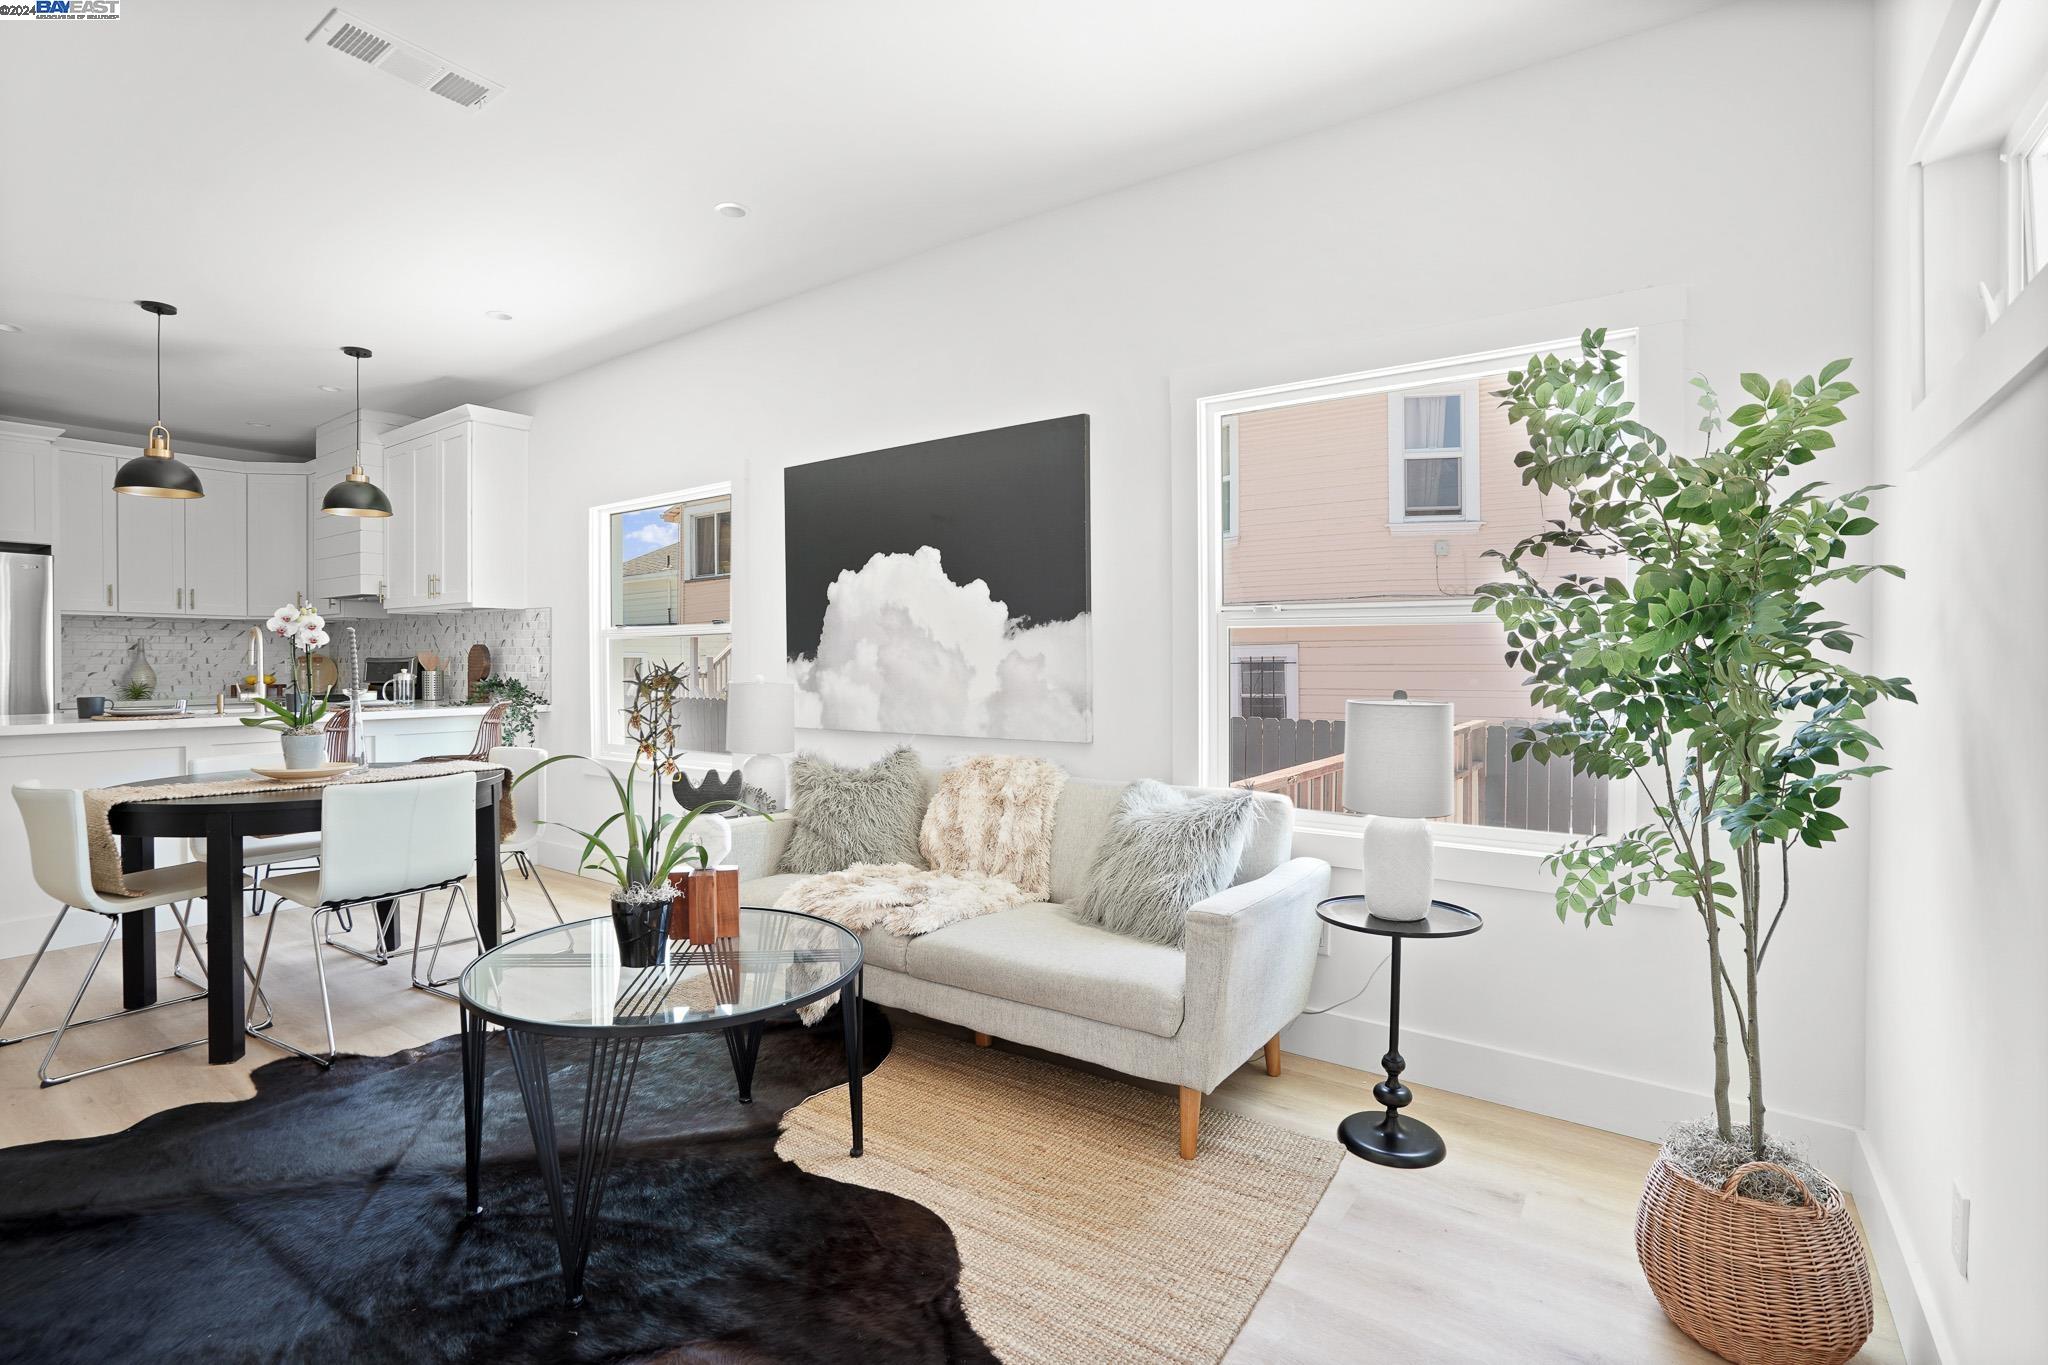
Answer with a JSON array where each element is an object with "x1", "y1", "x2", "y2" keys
[{"x1": 783, "y1": 414, "x2": 1091, "y2": 742}]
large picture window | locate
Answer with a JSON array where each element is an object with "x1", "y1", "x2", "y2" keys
[
  {"x1": 595, "y1": 484, "x2": 734, "y2": 758},
  {"x1": 1202, "y1": 337, "x2": 1634, "y2": 843}
]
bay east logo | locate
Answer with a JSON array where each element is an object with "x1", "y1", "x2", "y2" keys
[{"x1": 0, "y1": 0, "x2": 123, "y2": 18}]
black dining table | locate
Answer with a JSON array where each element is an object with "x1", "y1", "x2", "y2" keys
[{"x1": 104, "y1": 765, "x2": 508, "y2": 1064}]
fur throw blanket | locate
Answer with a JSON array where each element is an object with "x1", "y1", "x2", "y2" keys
[{"x1": 777, "y1": 755, "x2": 1067, "y2": 939}]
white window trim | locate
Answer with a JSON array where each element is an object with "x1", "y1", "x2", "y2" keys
[
  {"x1": 684, "y1": 498, "x2": 733, "y2": 582},
  {"x1": 590, "y1": 482, "x2": 735, "y2": 763},
  {"x1": 1386, "y1": 378, "x2": 1481, "y2": 526},
  {"x1": 1229, "y1": 642, "x2": 1298, "y2": 720},
  {"x1": 1219, "y1": 415, "x2": 1239, "y2": 542},
  {"x1": 1193, "y1": 333, "x2": 1640, "y2": 862}
]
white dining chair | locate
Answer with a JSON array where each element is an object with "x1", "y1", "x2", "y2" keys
[
  {"x1": 251, "y1": 773, "x2": 478, "y2": 1065},
  {"x1": 1, "y1": 782, "x2": 243, "y2": 1086},
  {"x1": 490, "y1": 745, "x2": 561, "y2": 931},
  {"x1": 169, "y1": 752, "x2": 323, "y2": 988}
]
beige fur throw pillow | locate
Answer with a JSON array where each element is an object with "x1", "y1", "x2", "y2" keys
[{"x1": 918, "y1": 755, "x2": 1067, "y2": 897}]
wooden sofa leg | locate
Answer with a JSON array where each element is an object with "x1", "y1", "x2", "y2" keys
[
  {"x1": 1264, "y1": 1035, "x2": 1282, "y2": 1077},
  {"x1": 1179, "y1": 1087, "x2": 1201, "y2": 1160},
  {"x1": 973, "y1": 1031, "x2": 991, "y2": 1048}
]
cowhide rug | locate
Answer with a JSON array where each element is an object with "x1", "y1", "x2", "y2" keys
[{"x1": 0, "y1": 1004, "x2": 995, "y2": 1364}]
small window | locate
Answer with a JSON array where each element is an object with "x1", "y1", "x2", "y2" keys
[
  {"x1": 1230, "y1": 644, "x2": 1297, "y2": 720},
  {"x1": 2024, "y1": 129, "x2": 2048, "y2": 285},
  {"x1": 688, "y1": 505, "x2": 732, "y2": 580},
  {"x1": 1389, "y1": 387, "x2": 1477, "y2": 522}
]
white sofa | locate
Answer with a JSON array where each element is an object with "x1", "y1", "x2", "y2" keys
[{"x1": 728, "y1": 771, "x2": 1331, "y2": 1157}]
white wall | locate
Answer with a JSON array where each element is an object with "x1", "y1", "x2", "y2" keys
[
  {"x1": 507, "y1": 0, "x2": 1876, "y2": 1175},
  {"x1": 1863, "y1": 2, "x2": 2047, "y2": 1361}
]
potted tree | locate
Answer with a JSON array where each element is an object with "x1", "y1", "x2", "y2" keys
[{"x1": 1477, "y1": 332, "x2": 1913, "y2": 1365}]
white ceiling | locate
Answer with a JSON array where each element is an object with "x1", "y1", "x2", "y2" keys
[{"x1": 0, "y1": 0, "x2": 1713, "y2": 459}]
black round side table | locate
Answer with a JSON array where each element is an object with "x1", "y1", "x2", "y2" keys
[{"x1": 1315, "y1": 896, "x2": 1482, "y2": 1169}]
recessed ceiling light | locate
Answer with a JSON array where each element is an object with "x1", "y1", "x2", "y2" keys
[
  {"x1": 484, "y1": 310, "x2": 514, "y2": 321},
  {"x1": 246, "y1": 421, "x2": 272, "y2": 428},
  {"x1": 0, "y1": 323, "x2": 20, "y2": 333},
  {"x1": 714, "y1": 202, "x2": 749, "y2": 219},
  {"x1": 318, "y1": 384, "x2": 344, "y2": 393}
]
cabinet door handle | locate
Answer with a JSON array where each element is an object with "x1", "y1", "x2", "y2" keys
[
  {"x1": 105, "y1": 583, "x2": 113, "y2": 607},
  {"x1": 176, "y1": 587, "x2": 183, "y2": 609},
  {"x1": 190, "y1": 588, "x2": 196, "y2": 611}
]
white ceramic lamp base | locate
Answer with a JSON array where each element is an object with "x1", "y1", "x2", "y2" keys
[
  {"x1": 739, "y1": 752, "x2": 790, "y2": 812},
  {"x1": 1359, "y1": 815, "x2": 1435, "y2": 921}
]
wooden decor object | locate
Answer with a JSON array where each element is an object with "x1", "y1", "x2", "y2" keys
[
  {"x1": 1637, "y1": 1154, "x2": 1873, "y2": 1364},
  {"x1": 467, "y1": 643, "x2": 490, "y2": 694}
]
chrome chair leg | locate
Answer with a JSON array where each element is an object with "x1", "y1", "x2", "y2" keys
[
  {"x1": 241, "y1": 906, "x2": 328, "y2": 1067},
  {"x1": 322, "y1": 903, "x2": 392, "y2": 966},
  {"x1": 0, "y1": 903, "x2": 69, "y2": 1043},
  {"x1": 498, "y1": 860, "x2": 520, "y2": 933},
  {"x1": 414, "y1": 885, "x2": 482, "y2": 998},
  {"x1": 28, "y1": 915, "x2": 208, "y2": 1087},
  {"x1": 167, "y1": 902, "x2": 276, "y2": 1032},
  {"x1": 311, "y1": 908, "x2": 339, "y2": 1064}
]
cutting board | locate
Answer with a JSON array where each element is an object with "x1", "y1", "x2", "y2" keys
[
  {"x1": 305, "y1": 653, "x2": 340, "y2": 694},
  {"x1": 467, "y1": 643, "x2": 491, "y2": 691}
]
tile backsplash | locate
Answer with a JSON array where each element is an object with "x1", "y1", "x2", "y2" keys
[{"x1": 62, "y1": 608, "x2": 553, "y2": 703}]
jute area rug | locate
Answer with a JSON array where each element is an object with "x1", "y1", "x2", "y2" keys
[{"x1": 778, "y1": 1026, "x2": 1342, "y2": 1365}]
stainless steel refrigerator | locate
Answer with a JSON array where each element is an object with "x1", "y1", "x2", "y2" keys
[{"x1": 0, "y1": 543, "x2": 56, "y2": 715}]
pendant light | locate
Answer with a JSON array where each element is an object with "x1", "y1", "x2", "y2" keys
[
  {"x1": 113, "y1": 301, "x2": 204, "y2": 499},
  {"x1": 320, "y1": 345, "x2": 392, "y2": 517}
]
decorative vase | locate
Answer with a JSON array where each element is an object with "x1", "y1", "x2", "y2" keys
[
  {"x1": 610, "y1": 892, "x2": 673, "y2": 968},
  {"x1": 122, "y1": 641, "x2": 157, "y2": 695},
  {"x1": 279, "y1": 733, "x2": 328, "y2": 770},
  {"x1": 1636, "y1": 1149, "x2": 1873, "y2": 1365}
]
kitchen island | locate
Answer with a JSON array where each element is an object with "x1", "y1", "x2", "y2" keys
[{"x1": 0, "y1": 703, "x2": 545, "y2": 957}]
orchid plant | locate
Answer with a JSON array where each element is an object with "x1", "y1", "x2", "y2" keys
[{"x1": 239, "y1": 602, "x2": 333, "y2": 736}]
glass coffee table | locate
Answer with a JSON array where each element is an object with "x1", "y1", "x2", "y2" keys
[{"x1": 458, "y1": 906, "x2": 865, "y2": 1305}]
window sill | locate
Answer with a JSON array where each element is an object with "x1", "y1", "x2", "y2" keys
[
  {"x1": 1290, "y1": 819, "x2": 1685, "y2": 909},
  {"x1": 684, "y1": 573, "x2": 732, "y2": 583},
  {"x1": 1908, "y1": 261, "x2": 2048, "y2": 467},
  {"x1": 1386, "y1": 519, "x2": 1482, "y2": 536}
]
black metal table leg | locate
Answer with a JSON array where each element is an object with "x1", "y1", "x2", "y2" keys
[
  {"x1": 724, "y1": 1020, "x2": 765, "y2": 1102},
  {"x1": 842, "y1": 972, "x2": 863, "y2": 1158},
  {"x1": 474, "y1": 793, "x2": 502, "y2": 951},
  {"x1": 118, "y1": 833, "x2": 158, "y2": 1010},
  {"x1": 504, "y1": 1027, "x2": 646, "y2": 1307},
  {"x1": 461, "y1": 1006, "x2": 486, "y2": 1215},
  {"x1": 1338, "y1": 936, "x2": 1445, "y2": 1168}
]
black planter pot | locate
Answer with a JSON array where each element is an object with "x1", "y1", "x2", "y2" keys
[{"x1": 610, "y1": 893, "x2": 673, "y2": 968}]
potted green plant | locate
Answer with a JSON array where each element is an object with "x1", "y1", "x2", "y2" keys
[
  {"x1": 1476, "y1": 333, "x2": 1913, "y2": 1365},
  {"x1": 241, "y1": 603, "x2": 334, "y2": 769},
  {"x1": 469, "y1": 674, "x2": 547, "y2": 744},
  {"x1": 516, "y1": 664, "x2": 764, "y2": 966}
]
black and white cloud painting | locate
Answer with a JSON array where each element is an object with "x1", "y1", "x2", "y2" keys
[{"x1": 783, "y1": 415, "x2": 1091, "y2": 742}]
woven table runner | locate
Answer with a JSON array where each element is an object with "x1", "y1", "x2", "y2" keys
[{"x1": 85, "y1": 760, "x2": 513, "y2": 896}]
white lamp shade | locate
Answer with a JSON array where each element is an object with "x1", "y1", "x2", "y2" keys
[
  {"x1": 1342, "y1": 699, "x2": 1454, "y2": 819},
  {"x1": 725, "y1": 678, "x2": 796, "y2": 755}
]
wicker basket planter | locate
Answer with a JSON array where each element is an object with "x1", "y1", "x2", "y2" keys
[{"x1": 1636, "y1": 1152, "x2": 1873, "y2": 1365}]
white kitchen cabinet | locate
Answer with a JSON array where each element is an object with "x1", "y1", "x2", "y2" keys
[
  {"x1": 115, "y1": 490, "x2": 185, "y2": 616},
  {"x1": 245, "y1": 472, "x2": 309, "y2": 613},
  {"x1": 182, "y1": 468, "x2": 246, "y2": 618},
  {"x1": 54, "y1": 449, "x2": 117, "y2": 614},
  {"x1": 382, "y1": 405, "x2": 529, "y2": 613},
  {"x1": 0, "y1": 420, "x2": 59, "y2": 546}
]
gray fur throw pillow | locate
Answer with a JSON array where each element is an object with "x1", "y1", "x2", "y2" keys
[
  {"x1": 1075, "y1": 780, "x2": 1259, "y2": 947},
  {"x1": 778, "y1": 747, "x2": 929, "y2": 874}
]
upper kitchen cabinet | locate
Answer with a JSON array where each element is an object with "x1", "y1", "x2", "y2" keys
[
  {"x1": 0, "y1": 419, "x2": 60, "y2": 546},
  {"x1": 115, "y1": 466, "x2": 247, "y2": 617},
  {"x1": 382, "y1": 405, "x2": 530, "y2": 613},
  {"x1": 52, "y1": 444, "x2": 117, "y2": 614},
  {"x1": 245, "y1": 471, "x2": 308, "y2": 612},
  {"x1": 309, "y1": 406, "x2": 413, "y2": 606}
]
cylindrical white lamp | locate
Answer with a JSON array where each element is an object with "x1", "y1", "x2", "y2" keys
[
  {"x1": 726, "y1": 677, "x2": 797, "y2": 809},
  {"x1": 1343, "y1": 699, "x2": 1454, "y2": 921}
]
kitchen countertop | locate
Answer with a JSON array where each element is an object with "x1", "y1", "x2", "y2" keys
[{"x1": 0, "y1": 702, "x2": 542, "y2": 739}]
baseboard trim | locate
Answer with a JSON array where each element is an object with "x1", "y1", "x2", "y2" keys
[
  {"x1": 1279, "y1": 1009, "x2": 1859, "y2": 1179},
  {"x1": 1849, "y1": 1134, "x2": 1956, "y2": 1365}
]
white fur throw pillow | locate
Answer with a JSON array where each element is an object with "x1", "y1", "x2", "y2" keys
[
  {"x1": 1074, "y1": 780, "x2": 1259, "y2": 947},
  {"x1": 778, "y1": 747, "x2": 928, "y2": 874}
]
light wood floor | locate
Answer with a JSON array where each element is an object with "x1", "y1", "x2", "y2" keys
[{"x1": 0, "y1": 870, "x2": 1904, "y2": 1363}]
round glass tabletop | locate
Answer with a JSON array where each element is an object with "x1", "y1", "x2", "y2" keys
[{"x1": 459, "y1": 906, "x2": 862, "y2": 1037}]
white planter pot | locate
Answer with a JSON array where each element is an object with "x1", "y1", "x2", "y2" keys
[{"x1": 280, "y1": 733, "x2": 328, "y2": 770}]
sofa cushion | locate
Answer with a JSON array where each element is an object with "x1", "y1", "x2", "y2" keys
[
  {"x1": 1074, "y1": 781, "x2": 1259, "y2": 947},
  {"x1": 904, "y1": 904, "x2": 1185, "y2": 1038},
  {"x1": 1046, "y1": 778, "x2": 1292, "y2": 902},
  {"x1": 739, "y1": 872, "x2": 913, "y2": 973},
  {"x1": 778, "y1": 747, "x2": 927, "y2": 874}
]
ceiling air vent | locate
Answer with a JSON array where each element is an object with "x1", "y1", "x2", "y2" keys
[{"x1": 306, "y1": 7, "x2": 504, "y2": 110}]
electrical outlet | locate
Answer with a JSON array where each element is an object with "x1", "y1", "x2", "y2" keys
[
  {"x1": 1318, "y1": 925, "x2": 1332, "y2": 957},
  {"x1": 1951, "y1": 1184, "x2": 1971, "y2": 1279}
]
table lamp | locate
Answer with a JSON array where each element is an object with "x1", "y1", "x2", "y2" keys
[
  {"x1": 726, "y1": 677, "x2": 797, "y2": 809},
  {"x1": 1342, "y1": 698, "x2": 1454, "y2": 921}
]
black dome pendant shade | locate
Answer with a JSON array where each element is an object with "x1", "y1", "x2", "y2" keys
[
  {"x1": 114, "y1": 301, "x2": 205, "y2": 499},
  {"x1": 321, "y1": 345, "x2": 393, "y2": 518}
]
